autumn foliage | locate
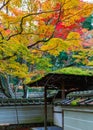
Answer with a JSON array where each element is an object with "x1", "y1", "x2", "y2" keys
[{"x1": 0, "y1": 0, "x2": 93, "y2": 87}]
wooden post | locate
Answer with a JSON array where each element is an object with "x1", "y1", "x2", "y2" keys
[
  {"x1": 62, "y1": 110, "x2": 64, "y2": 130},
  {"x1": 62, "y1": 81, "x2": 65, "y2": 130},
  {"x1": 44, "y1": 86, "x2": 47, "y2": 130},
  {"x1": 62, "y1": 81, "x2": 65, "y2": 99}
]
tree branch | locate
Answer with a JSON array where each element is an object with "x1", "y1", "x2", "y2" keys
[
  {"x1": 0, "y1": 0, "x2": 11, "y2": 10},
  {"x1": 7, "y1": 8, "x2": 61, "y2": 41},
  {"x1": 0, "y1": 32, "x2": 4, "y2": 39},
  {"x1": 1, "y1": 53, "x2": 16, "y2": 60},
  {"x1": 27, "y1": 4, "x2": 63, "y2": 49}
]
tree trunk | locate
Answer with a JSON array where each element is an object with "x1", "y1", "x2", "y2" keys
[
  {"x1": 22, "y1": 84, "x2": 27, "y2": 98},
  {"x1": 0, "y1": 74, "x2": 15, "y2": 98}
]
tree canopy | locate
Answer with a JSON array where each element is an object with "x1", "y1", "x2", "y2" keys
[{"x1": 0, "y1": 0, "x2": 93, "y2": 97}]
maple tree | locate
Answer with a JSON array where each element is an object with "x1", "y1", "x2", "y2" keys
[
  {"x1": 72, "y1": 13, "x2": 93, "y2": 65},
  {"x1": 0, "y1": 0, "x2": 93, "y2": 97},
  {"x1": 72, "y1": 29, "x2": 93, "y2": 66},
  {"x1": 39, "y1": 0, "x2": 93, "y2": 55}
]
